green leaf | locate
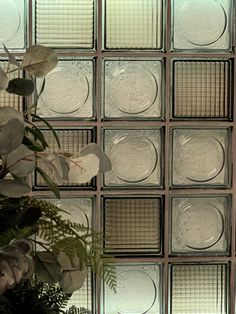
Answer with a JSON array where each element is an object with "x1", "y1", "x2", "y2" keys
[
  {"x1": 0, "y1": 107, "x2": 24, "y2": 126},
  {"x1": 25, "y1": 126, "x2": 48, "y2": 149},
  {"x1": 0, "y1": 179, "x2": 30, "y2": 197},
  {"x1": 68, "y1": 155, "x2": 99, "y2": 184},
  {"x1": 23, "y1": 136, "x2": 45, "y2": 152},
  {"x1": 59, "y1": 268, "x2": 87, "y2": 294},
  {"x1": 31, "y1": 114, "x2": 61, "y2": 148},
  {"x1": 57, "y1": 251, "x2": 83, "y2": 270},
  {"x1": 0, "y1": 119, "x2": 24, "y2": 155},
  {"x1": 36, "y1": 167, "x2": 60, "y2": 199},
  {"x1": 34, "y1": 251, "x2": 61, "y2": 284},
  {"x1": 0, "y1": 65, "x2": 8, "y2": 91},
  {"x1": 3, "y1": 44, "x2": 20, "y2": 67},
  {"x1": 22, "y1": 45, "x2": 58, "y2": 78},
  {"x1": 59, "y1": 156, "x2": 70, "y2": 181},
  {"x1": 6, "y1": 78, "x2": 35, "y2": 96}
]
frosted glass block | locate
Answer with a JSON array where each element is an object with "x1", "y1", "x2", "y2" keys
[
  {"x1": 103, "y1": 128, "x2": 163, "y2": 187},
  {"x1": 37, "y1": 59, "x2": 94, "y2": 119},
  {"x1": 103, "y1": 197, "x2": 162, "y2": 254},
  {"x1": 35, "y1": 128, "x2": 94, "y2": 188},
  {"x1": 102, "y1": 263, "x2": 161, "y2": 314},
  {"x1": 0, "y1": 0, "x2": 26, "y2": 50},
  {"x1": 172, "y1": 60, "x2": 232, "y2": 119},
  {"x1": 171, "y1": 128, "x2": 231, "y2": 188},
  {"x1": 170, "y1": 264, "x2": 228, "y2": 314},
  {"x1": 170, "y1": 196, "x2": 230, "y2": 254},
  {"x1": 35, "y1": 0, "x2": 94, "y2": 49},
  {"x1": 104, "y1": 0, "x2": 163, "y2": 49},
  {"x1": 102, "y1": 58, "x2": 163, "y2": 119},
  {"x1": 172, "y1": 0, "x2": 232, "y2": 51},
  {"x1": 0, "y1": 62, "x2": 23, "y2": 111}
]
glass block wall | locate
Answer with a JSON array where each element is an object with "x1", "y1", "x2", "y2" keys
[{"x1": 0, "y1": 0, "x2": 235, "y2": 313}]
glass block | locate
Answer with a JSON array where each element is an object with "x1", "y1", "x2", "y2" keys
[
  {"x1": 171, "y1": 128, "x2": 231, "y2": 188},
  {"x1": 172, "y1": 60, "x2": 232, "y2": 119},
  {"x1": 0, "y1": 0, "x2": 26, "y2": 50},
  {"x1": 104, "y1": 0, "x2": 163, "y2": 50},
  {"x1": 0, "y1": 61, "x2": 23, "y2": 111},
  {"x1": 35, "y1": 128, "x2": 94, "y2": 188},
  {"x1": 170, "y1": 263, "x2": 228, "y2": 314},
  {"x1": 103, "y1": 196, "x2": 162, "y2": 254},
  {"x1": 172, "y1": 0, "x2": 232, "y2": 51},
  {"x1": 102, "y1": 58, "x2": 163, "y2": 119},
  {"x1": 35, "y1": 0, "x2": 94, "y2": 49},
  {"x1": 102, "y1": 263, "x2": 162, "y2": 314},
  {"x1": 103, "y1": 128, "x2": 163, "y2": 188},
  {"x1": 170, "y1": 195, "x2": 231, "y2": 255},
  {"x1": 36, "y1": 59, "x2": 94, "y2": 119}
]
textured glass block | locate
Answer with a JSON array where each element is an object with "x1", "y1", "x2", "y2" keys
[
  {"x1": 170, "y1": 264, "x2": 228, "y2": 314},
  {"x1": 35, "y1": 0, "x2": 94, "y2": 49},
  {"x1": 37, "y1": 59, "x2": 94, "y2": 119},
  {"x1": 172, "y1": 0, "x2": 232, "y2": 51},
  {"x1": 104, "y1": 0, "x2": 163, "y2": 49},
  {"x1": 172, "y1": 60, "x2": 232, "y2": 119},
  {"x1": 103, "y1": 197, "x2": 162, "y2": 254},
  {"x1": 171, "y1": 128, "x2": 231, "y2": 188},
  {"x1": 102, "y1": 263, "x2": 161, "y2": 314},
  {"x1": 35, "y1": 128, "x2": 94, "y2": 188},
  {"x1": 0, "y1": 62, "x2": 23, "y2": 111},
  {"x1": 103, "y1": 128, "x2": 163, "y2": 187},
  {"x1": 0, "y1": 0, "x2": 26, "y2": 50},
  {"x1": 102, "y1": 58, "x2": 163, "y2": 119},
  {"x1": 170, "y1": 196, "x2": 230, "y2": 254}
]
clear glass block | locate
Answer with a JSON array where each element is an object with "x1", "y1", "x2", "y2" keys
[
  {"x1": 36, "y1": 59, "x2": 94, "y2": 119},
  {"x1": 103, "y1": 196, "x2": 162, "y2": 254},
  {"x1": 103, "y1": 0, "x2": 163, "y2": 50},
  {"x1": 35, "y1": 0, "x2": 95, "y2": 49},
  {"x1": 170, "y1": 263, "x2": 228, "y2": 314},
  {"x1": 0, "y1": 0, "x2": 26, "y2": 50},
  {"x1": 170, "y1": 128, "x2": 231, "y2": 188},
  {"x1": 102, "y1": 58, "x2": 163, "y2": 119},
  {"x1": 0, "y1": 61, "x2": 23, "y2": 111},
  {"x1": 170, "y1": 195, "x2": 231, "y2": 255},
  {"x1": 34, "y1": 128, "x2": 94, "y2": 188},
  {"x1": 103, "y1": 128, "x2": 163, "y2": 188},
  {"x1": 172, "y1": 0, "x2": 232, "y2": 51},
  {"x1": 102, "y1": 263, "x2": 162, "y2": 314},
  {"x1": 172, "y1": 60, "x2": 232, "y2": 119}
]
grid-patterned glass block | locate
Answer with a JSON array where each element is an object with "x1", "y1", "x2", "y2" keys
[
  {"x1": 170, "y1": 263, "x2": 228, "y2": 314},
  {"x1": 171, "y1": 128, "x2": 231, "y2": 188},
  {"x1": 104, "y1": 0, "x2": 163, "y2": 49},
  {"x1": 103, "y1": 128, "x2": 163, "y2": 187},
  {"x1": 37, "y1": 59, "x2": 94, "y2": 119},
  {"x1": 170, "y1": 196, "x2": 230, "y2": 255},
  {"x1": 172, "y1": 60, "x2": 232, "y2": 119},
  {"x1": 35, "y1": 128, "x2": 94, "y2": 188},
  {"x1": 0, "y1": 0, "x2": 26, "y2": 50},
  {"x1": 172, "y1": 0, "x2": 232, "y2": 51},
  {"x1": 35, "y1": 0, "x2": 94, "y2": 49},
  {"x1": 102, "y1": 263, "x2": 162, "y2": 314},
  {"x1": 103, "y1": 197, "x2": 162, "y2": 254},
  {"x1": 0, "y1": 62, "x2": 23, "y2": 111},
  {"x1": 102, "y1": 58, "x2": 163, "y2": 119}
]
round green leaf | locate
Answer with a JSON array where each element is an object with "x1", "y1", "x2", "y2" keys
[
  {"x1": 0, "y1": 180, "x2": 31, "y2": 197},
  {"x1": 0, "y1": 107, "x2": 24, "y2": 126},
  {"x1": 6, "y1": 78, "x2": 35, "y2": 96},
  {"x1": 34, "y1": 251, "x2": 61, "y2": 284},
  {"x1": 0, "y1": 119, "x2": 24, "y2": 155}
]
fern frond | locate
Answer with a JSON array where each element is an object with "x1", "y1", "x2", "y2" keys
[{"x1": 0, "y1": 227, "x2": 33, "y2": 247}]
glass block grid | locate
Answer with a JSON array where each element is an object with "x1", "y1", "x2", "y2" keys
[
  {"x1": 34, "y1": 128, "x2": 94, "y2": 188},
  {"x1": 103, "y1": 197, "x2": 162, "y2": 254},
  {"x1": 104, "y1": 0, "x2": 163, "y2": 49},
  {"x1": 170, "y1": 263, "x2": 228, "y2": 314},
  {"x1": 35, "y1": 0, "x2": 94, "y2": 49},
  {"x1": 172, "y1": 60, "x2": 232, "y2": 119}
]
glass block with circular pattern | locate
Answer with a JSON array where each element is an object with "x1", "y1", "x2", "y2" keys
[
  {"x1": 102, "y1": 263, "x2": 162, "y2": 314},
  {"x1": 36, "y1": 59, "x2": 94, "y2": 119},
  {"x1": 170, "y1": 195, "x2": 231, "y2": 255},
  {"x1": 103, "y1": 196, "x2": 162, "y2": 254},
  {"x1": 169, "y1": 263, "x2": 228, "y2": 314},
  {"x1": 104, "y1": 0, "x2": 163, "y2": 50},
  {"x1": 172, "y1": 60, "x2": 232, "y2": 119},
  {"x1": 172, "y1": 0, "x2": 232, "y2": 51},
  {"x1": 170, "y1": 127, "x2": 231, "y2": 188},
  {"x1": 102, "y1": 58, "x2": 163, "y2": 119},
  {"x1": 103, "y1": 128, "x2": 163, "y2": 188}
]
